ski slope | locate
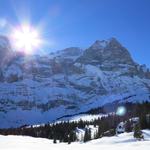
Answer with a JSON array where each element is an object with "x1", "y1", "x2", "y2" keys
[{"x1": 0, "y1": 130, "x2": 150, "y2": 150}]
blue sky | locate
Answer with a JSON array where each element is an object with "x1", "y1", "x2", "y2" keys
[{"x1": 0, "y1": 0, "x2": 150, "y2": 66}]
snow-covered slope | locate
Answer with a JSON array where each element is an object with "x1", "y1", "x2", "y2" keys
[
  {"x1": 57, "y1": 113, "x2": 108, "y2": 122},
  {"x1": 0, "y1": 36, "x2": 150, "y2": 128},
  {"x1": 0, "y1": 130, "x2": 150, "y2": 150}
]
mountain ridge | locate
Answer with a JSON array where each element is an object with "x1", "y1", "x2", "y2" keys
[{"x1": 0, "y1": 35, "x2": 150, "y2": 128}]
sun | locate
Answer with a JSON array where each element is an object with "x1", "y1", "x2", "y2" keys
[{"x1": 11, "y1": 24, "x2": 42, "y2": 54}]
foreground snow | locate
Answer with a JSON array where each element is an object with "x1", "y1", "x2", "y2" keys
[{"x1": 0, "y1": 130, "x2": 150, "y2": 150}]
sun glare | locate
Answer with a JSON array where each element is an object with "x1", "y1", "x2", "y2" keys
[{"x1": 11, "y1": 24, "x2": 42, "y2": 54}]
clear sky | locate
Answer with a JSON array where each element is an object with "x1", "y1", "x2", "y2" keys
[{"x1": 0, "y1": 0, "x2": 150, "y2": 66}]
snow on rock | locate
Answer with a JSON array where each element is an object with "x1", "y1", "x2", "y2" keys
[
  {"x1": 0, "y1": 36, "x2": 150, "y2": 128},
  {"x1": 75, "y1": 125, "x2": 99, "y2": 141},
  {"x1": 4, "y1": 64, "x2": 23, "y2": 79},
  {"x1": 90, "y1": 40, "x2": 108, "y2": 49},
  {"x1": 116, "y1": 122, "x2": 125, "y2": 134}
]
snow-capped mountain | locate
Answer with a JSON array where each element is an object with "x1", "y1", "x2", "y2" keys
[{"x1": 0, "y1": 36, "x2": 150, "y2": 128}]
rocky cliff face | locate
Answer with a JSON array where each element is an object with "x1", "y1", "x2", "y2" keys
[
  {"x1": 0, "y1": 36, "x2": 150, "y2": 128},
  {"x1": 77, "y1": 38, "x2": 134, "y2": 66},
  {"x1": 0, "y1": 36, "x2": 14, "y2": 66}
]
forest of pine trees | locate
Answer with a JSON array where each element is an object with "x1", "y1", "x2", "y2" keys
[{"x1": 0, "y1": 102, "x2": 149, "y2": 143}]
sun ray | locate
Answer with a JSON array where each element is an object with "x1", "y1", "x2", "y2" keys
[{"x1": 10, "y1": 24, "x2": 42, "y2": 55}]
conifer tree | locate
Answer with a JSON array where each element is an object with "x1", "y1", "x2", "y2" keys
[
  {"x1": 53, "y1": 136, "x2": 57, "y2": 144},
  {"x1": 139, "y1": 114, "x2": 148, "y2": 129},
  {"x1": 98, "y1": 125, "x2": 103, "y2": 137},
  {"x1": 84, "y1": 128, "x2": 91, "y2": 142},
  {"x1": 125, "y1": 120, "x2": 132, "y2": 132},
  {"x1": 133, "y1": 124, "x2": 144, "y2": 140}
]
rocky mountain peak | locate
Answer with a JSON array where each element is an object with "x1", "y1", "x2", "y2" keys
[
  {"x1": 90, "y1": 40, "x2": 108, "y2": 49},
  {"x1": 108, "y1": 37, "x2": 121, "y2": 44},
  {"x1": 90, "y1": 37, "x2": 120, "y2": 50},
  {"x1": 0, "y1": 35, "x2": 12, "y2": 52},
  {"x1": 0, "y1": 35, "x2": 11, "y2": 48},
  {"x1": 0, "y1": 35, "x2": 14, "y2": 67},
  {"x1": 77, "y1": 38, "x2": 135, "y2": 66}
]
